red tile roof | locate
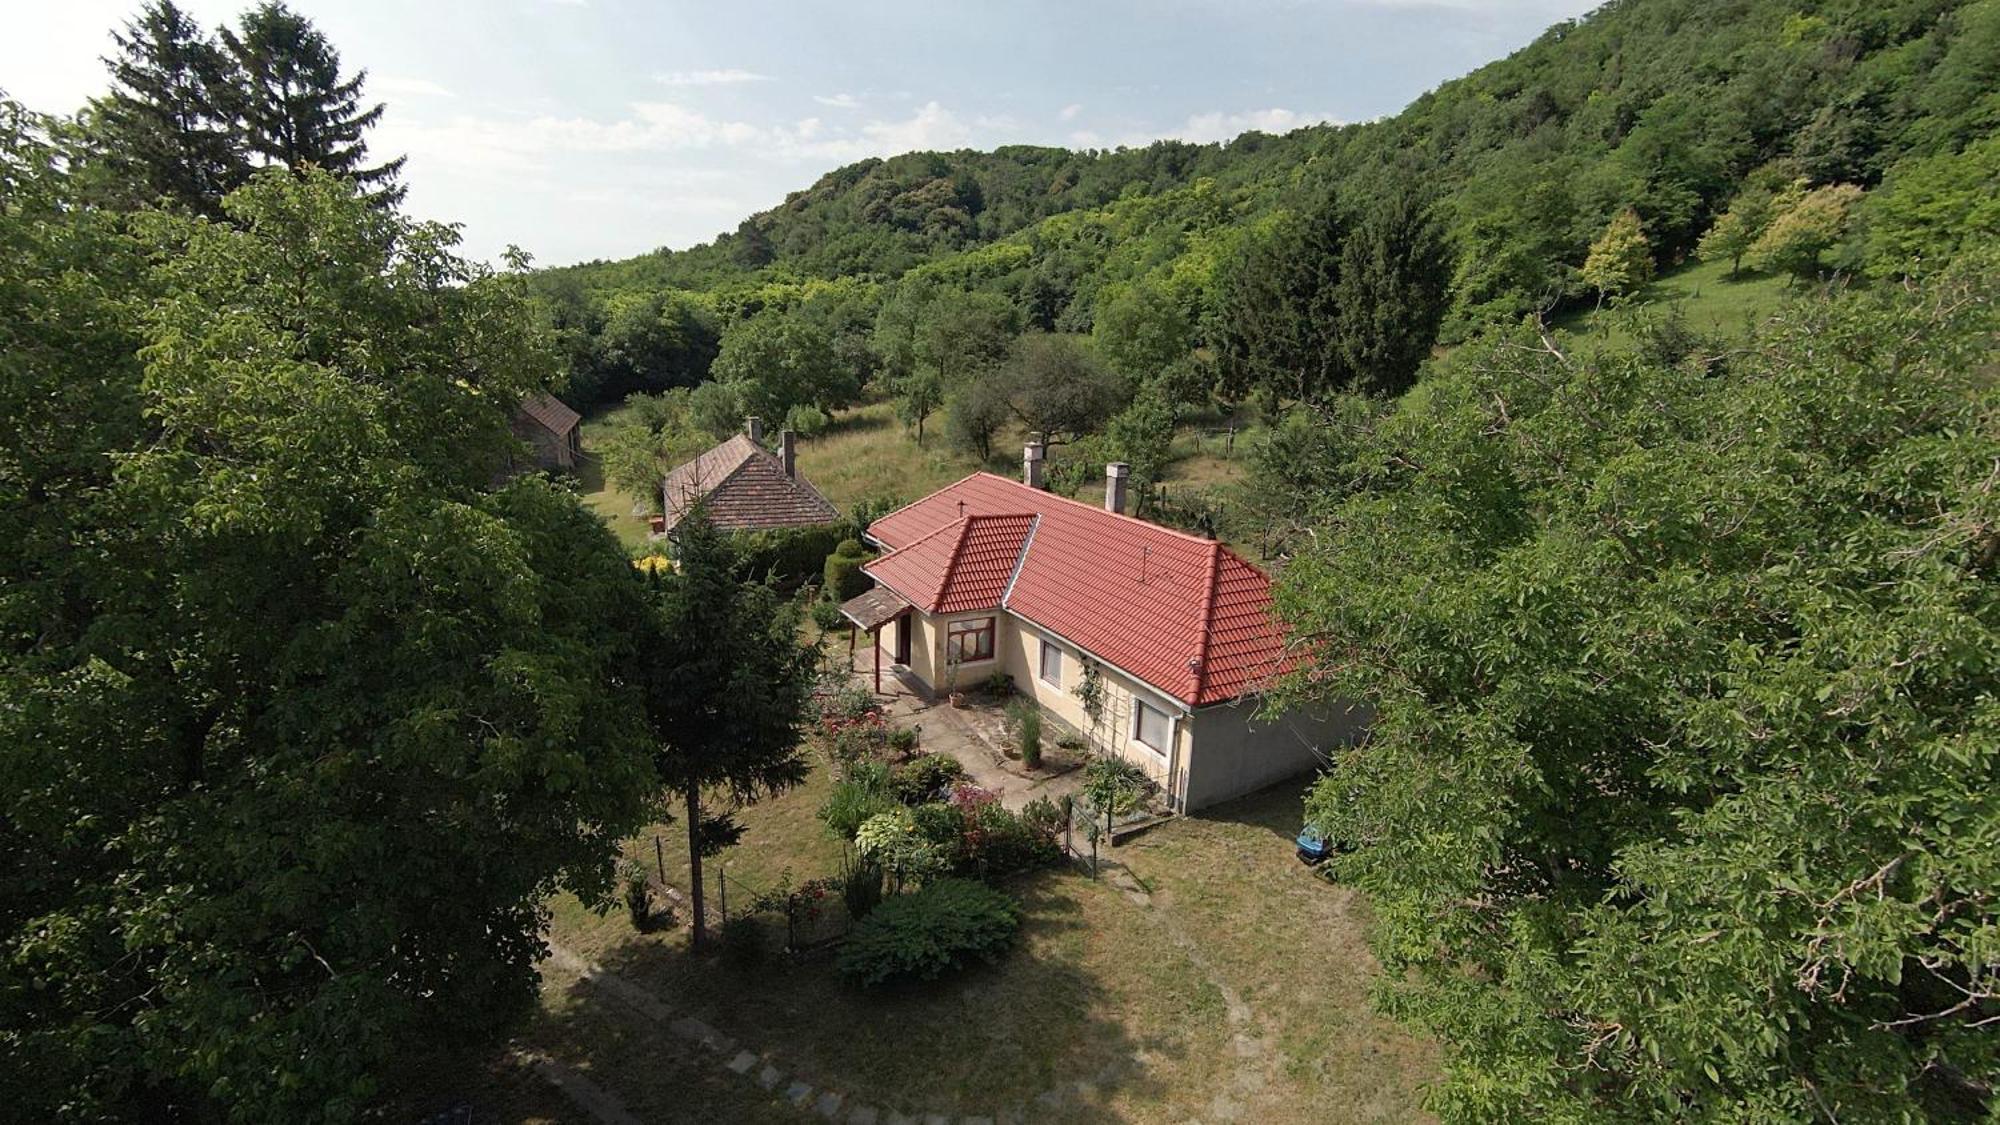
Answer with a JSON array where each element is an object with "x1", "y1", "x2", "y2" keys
[
  {"x1": 864, "y1": 513, "x2": 1036, "y2": 614},
  {"x1": 661, "y1": 433, "x2": 840, "y2": 534},
  {"x1": 516, "y1": 393, "x2": 581, "y2": 437},
  {"x1": 865, "y1": 473, "x2": 1289, "y2": 706}
]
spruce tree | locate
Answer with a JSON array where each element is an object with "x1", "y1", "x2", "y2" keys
[
  {"x1": 224, "y1": 1, "x2": 405, "y2": 204},
  {"x1": 1335, "y1": 188, "x2": 1452, "y2": 396},
  {"x1": 88, "y1": 0, "x2": 248, "y2": 216}
]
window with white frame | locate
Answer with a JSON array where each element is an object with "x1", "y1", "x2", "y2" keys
[
  {"x1": 1038, "y1": 638, "x2": 1063, "y2": 687},
  {"x1": 1133, "y1": 699, "x2": 1170, "y2": 754}
]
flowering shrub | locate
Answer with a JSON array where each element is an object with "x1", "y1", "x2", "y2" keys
[
  {"x1": 888, "y1": 753, "x2": 966, "y2": 805},
  {"x1": 948, "y1": 782, "x2": 998, "y2": 814},
  {"x1": 855, "y1": 809, "x2": 947, "y2": 890}
]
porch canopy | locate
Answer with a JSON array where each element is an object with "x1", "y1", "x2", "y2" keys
[{"x1": 838, "y1": 587, "x2": 912, "y2": 694}]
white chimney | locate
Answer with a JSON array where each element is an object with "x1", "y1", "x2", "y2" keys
[
  {"x1": 779, "y1": 429, "x2": 796, "y2": 478},
  {"x1": 1105, "y1": 462, "x2": 1130, "y2": 515},
  {"x1": 745, "y1": 416, "x2": 763, "y2": 443},
  {"x1": 1023, "y1": 434, "x2": 1046, "y2": 490}
]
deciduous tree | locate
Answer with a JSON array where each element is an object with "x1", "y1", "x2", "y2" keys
[{"x1": 1580, "y1": 207, "x2": 1654, "y2": 306}]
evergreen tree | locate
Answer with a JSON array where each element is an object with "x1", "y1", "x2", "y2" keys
[
  {"x1": 1580, "y1": 207, "x2": 1654, "y2": 307},
  {"x1": 87, "y1": 0, "x2": 248, "y2": 216},
  {"x1": 636, "y1": 512, "x2": 815, "y2": 950},
  {"x1": 224, "y1": 1, "x2": 404, "y2": 204},
  {"x1": 1335, "y1": 188, "x2": 1452, "y2": 396},
  {"x1": 1213, "y1": 185, "x2": 1349, "y2": 402}
]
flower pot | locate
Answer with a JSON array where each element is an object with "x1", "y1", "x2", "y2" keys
[{"x1": 948, "y1": 692, "x2": 966, "y2": 709}]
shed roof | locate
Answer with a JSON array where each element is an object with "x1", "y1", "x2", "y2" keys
[
  {"x1": 517, "y1": 393, "x2": 581, "y2": 436},
  {"x1": 661, "y1": 433, "x2": 840, "y2": 534}
]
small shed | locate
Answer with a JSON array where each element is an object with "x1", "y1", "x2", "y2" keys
[{"x1": 512, "y1": 393, "x2": 583, "y2": 471}]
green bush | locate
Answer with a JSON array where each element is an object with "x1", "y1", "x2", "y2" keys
[
  {"x1": 818, "y1": 762, "x2": 894, "y2": 839},
  {"x1": 910, "y1": 801, "x2": 965, "y2": 852},
  {"x1": 719, "y1": 914, "x2": 766, "y2": 969},
  {"x1": 835, "y1": 878, "x2": 1022, "y2": 986},
  {"x1": 965, "y1": 803, "x2": 1062, "y2": 878},
  {"x1": 810, "y1": 598, "x2": 845, "y2": 633},
  {"x1": 732, "y1": 524, "x2": 846, "y2": 591},
  {"x1": 887, "y1": 725, "x2": 919, "y2": 755},
  {"x1": 890, "y1": 753, "x2": 967, "y2": 805},
  {"x1": 840, "y1": 855, "x2": 884, "y2": 920},
  {"x1": 1007, "y1": 699, "x2": 1042, "y2": 768},
  {"x1": 823, "y1": 538, "x2": 874, "y2": 602}
]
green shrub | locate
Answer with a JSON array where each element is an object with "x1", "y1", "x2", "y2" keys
[
  {"x1": 841, "y1": 854, "x2": 884, "y2": 920},
  {"x1": 1007, "y1": 699, "x2": 1042, "y2": 768},
  {"x1": 810, "y1": 599, "x2": 845, "y2": 633},
  {"x1": 910, "y1": 801, "x2": 966, "y2": 852},
  {"x1": 887, "y1": 725, "x2": 919, "y2": 755},
  {"x1": 981, "y1": 671, "x2": 1014, "y2": 697},
  {"x1": 732, "y1": 524, "x2": 846, "y2": 591},
  {"x1": 1081, "y1": 755, "x2": 1146, "y2": 819},
  {"x1": 1021, "y1": 795, "x2": 1065, "y2": 840},
  {"x1": 890, "y1": 752, "x2": 967, "y2": 805},
  {"x1": 719, "y1": 914, "x2": 766, "y2": 969},
  {"x1": 965, "y1": 803, "x2": 1062, "y2": 878},
  {"x1": 819, "y1": 762, "x2": 894, "y2": 839},
  {"x1": 835, "y1": 878, "x2": 1022, "y2": 986},
  {"x1": 823, "y1": 538, "x2": 873, "y2": 602}
]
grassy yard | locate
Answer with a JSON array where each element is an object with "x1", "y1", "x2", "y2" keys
[
  {"x1": 486, "y1": 756, "x2": 1436, "y2": 1123},
  {"x1": 1552, "y1": 255, "x2": 1796, "y2": 350},
  {"x1": 576, "y1": 402, "x2": 655, "y2": 552}
]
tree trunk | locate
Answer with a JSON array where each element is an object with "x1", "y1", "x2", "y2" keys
[{"x1": 685, "y1": 783, "x2": 707, "y2": 950}]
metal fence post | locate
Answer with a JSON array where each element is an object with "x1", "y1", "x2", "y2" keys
[{"x1": 718, "y1": 865, "x2": 728, "y2": 924}]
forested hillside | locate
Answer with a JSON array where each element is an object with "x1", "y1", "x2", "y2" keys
[{"x1": 542, "y1": 0, "x2": 1999, "y2": 407}]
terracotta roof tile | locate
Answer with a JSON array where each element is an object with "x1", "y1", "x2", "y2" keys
[
  {"x1": 661, "y1": 433, "x2": 840, "y2": 534},
  {"x1": 866, "y1": 473, "x2": 1289, "y2": 706},
  {"x1": 517, "y1": 393, "x2": 580, "y2": 436}
]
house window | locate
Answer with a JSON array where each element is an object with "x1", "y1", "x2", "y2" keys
[
  {"x1": 947, "y1": 617, "x2": 995, "y2": 663},
  {"x1": 1038, "y1": 638, "x2": 1063, "y2": 687},
  {"x1": 1134, "y1": 699, "x2": 1170, "y2": 754}
]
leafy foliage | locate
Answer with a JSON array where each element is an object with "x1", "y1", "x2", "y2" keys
[
  {"x1": 0, "y1": 153, "x2": 657, "y2": 1121},
  {"x1": 822, "y1": 537, "x2": 874, "y2": 602},
  {"x1": 834, "y1": 878, "x2": 1023, "y2": 987},
  {"x1": 1276, "y1": 262, "x2": 2000, "y2": 1121}
]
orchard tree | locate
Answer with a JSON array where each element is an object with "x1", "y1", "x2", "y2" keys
[
  {"x1": 225, "y1": 1, "x2": 404, "y2": 203},
  {"x1": 636, "y1": 512, "x2": 816, "y2": 949},
  {"x1": 1580, "y1": 207, "x2": 1653, "y2": 307},
  {"x1": 711, "y1": 308, "x2": 857, "y2": 422},
  {"x1": 0, "y1": 155, "x2": 659, "y2": 1120},
  {"x1": 999, "y1": 332, "x2": 1129, "y2": 446},
  {"x1": 1276, "y1": 262, "x2": 2000, "y2": 1122},
  {"x1": 84, "y1": 0, "x2": 248, "y2": 215}
]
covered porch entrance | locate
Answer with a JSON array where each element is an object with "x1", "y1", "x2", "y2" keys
[{"x1": 837, "y1": 587, "x2": 913, "y2": 694}]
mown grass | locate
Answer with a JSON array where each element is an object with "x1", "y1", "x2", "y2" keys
[
  {"x1": 575, "y1": 401, "x2": 654, "y2": 552},
  {"x1": 530, "y1": 756, "x2": 1434, "y2": 1122},
  {"x1": 1552, "y1": 255, "x2": 1797, "y2": 350}
]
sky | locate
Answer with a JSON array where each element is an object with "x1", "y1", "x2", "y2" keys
[{"x1": 4, "y1": 0, "x2": 1601, "y2": 267}]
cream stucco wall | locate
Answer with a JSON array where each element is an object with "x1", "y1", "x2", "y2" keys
[{"x1": 896, "y1": 606, "x2": 1362, "y2": 811}]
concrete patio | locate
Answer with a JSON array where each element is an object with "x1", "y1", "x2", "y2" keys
[{"x1": 840, "y1": 643, "x2": 1085, "y2": 813}]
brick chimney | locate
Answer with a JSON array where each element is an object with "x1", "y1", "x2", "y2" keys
[
  {"x1": 1023, "y1": 434, "x2": 1046, "y2": 490},
  {"x1": 779, "y1": 429, "x2": 796, "y2": 478},
  {"x1": 745, "y1": 416, "x2": 763, "y2": 444},
  {"x1": 1105, "y1": 462, "x2": 1130, "y2": 515}
]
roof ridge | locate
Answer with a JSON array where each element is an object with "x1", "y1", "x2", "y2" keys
[
  {"x1": 998, "y1": 514, "x2": 1039, "y2": 609},
  {"x1": 1191, "y1": 541, "x2": 1223, "y2": 703},
  {"x1": 865, "y1": 516, "x2": 967, "y2": 609},
  {"x1": 932, "y1": 517, "x2": 977, "y2": 613},
  {"x1": 964, "y1": 471, "x2": 1246, "y2": 552}
]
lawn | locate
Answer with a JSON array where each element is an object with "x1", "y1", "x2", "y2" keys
[
  {"x1": 1551, "y1": 255, "x2": 1797, "y2": 351},
  {"x1": 500, "y1": 756, "x2": 1436, "y2": 1123},
  {"x1": 576, "y1": 401, "x2": 654, "y2": 552}
]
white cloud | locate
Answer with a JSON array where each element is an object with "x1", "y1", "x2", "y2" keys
[
  {"x1": 813, "y1": 92, "x2": 861, "y2": 109},
  {"x1": 1058, "y1": 102, "x2": 1083, "y2": 121},
  {"x1": 373, "y1": 76, "x2": 456, "y2": 99},
  {"x1": 654, "y1": 68, "x2": 774, "y2": 87},
  {"x1": 1168, "y1": 107, "x2": 1341, "y2": 143}
]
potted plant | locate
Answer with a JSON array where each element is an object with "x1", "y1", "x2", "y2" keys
[{"x1": 944, "y1": 650, "x2": 966, "y2": 708}]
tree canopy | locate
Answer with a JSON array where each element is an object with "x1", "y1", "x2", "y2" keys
[{"x1": 1276, "y1": 259, "x2": 2000, "y2": 1122}]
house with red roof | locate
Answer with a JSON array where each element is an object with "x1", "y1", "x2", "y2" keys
[
  {"x1": 655, "y1": 418, "x2": 841, "y2": 537},
  {"x1": 846, "y1": 439, "x2": 1364, "y2": 812}
]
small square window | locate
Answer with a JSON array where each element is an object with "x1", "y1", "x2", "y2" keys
[
  {"x1": 1038, "y1": 639, "x2": 1063, "y2": 687},
  {"x1": 1134, "y1": 700, "x2": 1169, "y2": 754},
  {"x1": 946, "y1": 617, "x2": 995, "y2": 663}
]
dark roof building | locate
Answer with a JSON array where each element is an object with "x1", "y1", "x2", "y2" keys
[
  {"x1": 511, "y1": 393, "x2": 582, "y2": 471},
  {"x1": 658, "y1": 419, "x2": 840, "y2": 536}
]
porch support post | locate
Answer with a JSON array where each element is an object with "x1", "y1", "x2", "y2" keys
[{"x1": 873, "y1": 625, "x2": 882, "y2": 694}]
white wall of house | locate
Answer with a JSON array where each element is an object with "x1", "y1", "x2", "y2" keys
[
  {"x1": 997, "y1": 617, "x2": 1193, "y2": 800},
  {"x1": 1180, "y1": 697, "x2": 1369, "y2": 812}
]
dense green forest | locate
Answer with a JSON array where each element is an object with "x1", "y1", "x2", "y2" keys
[{"x1": 3, "y1": 0, "x2": 1995, "y2": 1120}]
